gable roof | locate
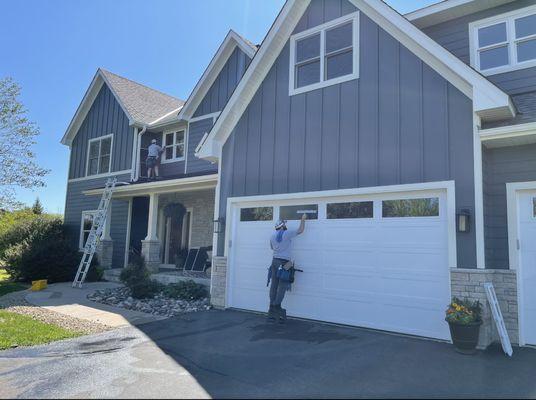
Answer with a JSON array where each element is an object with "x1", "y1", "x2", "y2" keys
[
  {"x1": 405, "y1": 0, "x2": 517, "y2": 29},
  {"x1": 196, "y1": 0, "x2": 514, "y2": 162},
  {"x1": 177, "y1": 30, "x2": 258, "y2": 121},
  {"x1": 61, "y1": 68, "x2": 184, "y2": 146}
]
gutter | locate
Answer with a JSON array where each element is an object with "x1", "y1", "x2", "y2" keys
[{"x1": 134, "y1": 125, "x2": 147, "y2": 182}]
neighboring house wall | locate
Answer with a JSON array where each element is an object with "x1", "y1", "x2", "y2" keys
[
  {"x1": 192, "y1": 47, "x2": 252, "y2": 118},
  {"x1": 69, "y1": 84, "x2": 134, "y2": 179},
  {"x1": 64, "y1": 174, "x2": 131, "y2": 267},
  {"x1": 482, "y1": 144, "x2": 536, "y2": 269},
  {"x1": 217, "y1": 0, "x2": 477, "y2": 268},
  {"x1": 187, "y1": 118, "x2": 218, "y2": 174}
]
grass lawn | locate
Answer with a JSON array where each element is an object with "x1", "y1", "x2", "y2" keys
[
  {"x1": 0, "y1": 310, "x2": 81, "y2": 350},
  {"x1": 0, "y1": 269, "x2": 28, "y2": 297}
]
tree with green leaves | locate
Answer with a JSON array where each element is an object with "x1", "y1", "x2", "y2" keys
[
  {"x1": 31, "y1": 197, "x2": 43, "y2": 214},
  {"x1": 0, "y1": 77, "x2": 48, "y2": 209}
]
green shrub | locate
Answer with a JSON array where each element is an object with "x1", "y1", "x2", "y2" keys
[
  {"x1": 2, "y1": 216, "x2": 102, "y2": 283},
  {"x1": 163, "y1": 280, "x2": 207, "y2": 301},
  {"x1": 120, "y1": 253, "x2": 161, "y2": 299}
]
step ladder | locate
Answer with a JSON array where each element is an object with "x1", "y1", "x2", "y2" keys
[{"x1": 72, "y1": 178, "x2": 117, "y2": 288}]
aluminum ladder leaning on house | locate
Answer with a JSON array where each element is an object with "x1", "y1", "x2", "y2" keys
[{"x1": 72, "y1": 177, "x2": 117, "y2": 288}]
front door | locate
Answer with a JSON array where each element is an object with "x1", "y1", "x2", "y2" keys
[
  {"x1": 163, "y1": 210, "x2": 192, "y2": 266},
  {"x1": 517, "y1": 191, "x2": 536, "y2": 345}
]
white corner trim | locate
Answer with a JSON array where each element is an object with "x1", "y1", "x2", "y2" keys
[
  {"x1": 85, "y1": 134, "x2": 114, "y2": 177},
  {"x1": 124, "y1": 198, "x2": 133, "y2": 268},
  {"x1": 473, "y1": 114, "x2": 485, "y2": 268},
  {"x1": 177, "y1": 30, "x2": 257, "y2": 121},
  {"x1": 68, "y1": 169, "x2": 132, "y2": 183},
  {"x1": 196, "y1": 0, "x2": 512, "y2": 161},
  {"x1": 288, "y1": 12, "x2": 360, "y2": 96}
]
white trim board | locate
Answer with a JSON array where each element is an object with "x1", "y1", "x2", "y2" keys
[
  {"x1": 68, "y1": 169, "x2": 132, "y2": 183},
  {"x1": 196, "y1": 0, "x2": 513, "y2": 162},
  {"x1": 177, "y1": 30, "x2": 257, "y2": 121},
  {"x1": 481, "y1": 122, "x2": 536, "y2": 148}
]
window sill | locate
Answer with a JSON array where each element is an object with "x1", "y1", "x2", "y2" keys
[{"x1": 289, "y1": 73, "x2": 358, "y2": 96}]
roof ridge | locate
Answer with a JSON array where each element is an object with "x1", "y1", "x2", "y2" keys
[{"x1": 99, "y1": 68, "x2": 185, "y2": 103}]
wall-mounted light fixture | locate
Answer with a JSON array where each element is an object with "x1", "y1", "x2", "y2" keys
[
  {"x1": 213, "y1": 217, "x2": 225, "y2": 234},
  {"x1": 457, "y1": 209, "x2": 471, "y2": 233}
]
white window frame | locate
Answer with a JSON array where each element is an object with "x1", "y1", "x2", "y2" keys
[
  {"x1": 85, "y1": 134, "x2": 113, "y2": 177},
  {"x1": 79, "y1": 210, "x2": 97, "y2": 250},
  {"x1": 161, "y1": 129, "x2": 186, "y2": 163},
  {"x1": 470, "y1": 4, "x2": 536, "y2": 76},
  {"x1": 289, "y1": 12, "x2": 360, "y2": 96}
]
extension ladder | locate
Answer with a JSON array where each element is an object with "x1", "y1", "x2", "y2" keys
[{"x1": 72, "y1": 177, "x2": 117, "y2": 288}]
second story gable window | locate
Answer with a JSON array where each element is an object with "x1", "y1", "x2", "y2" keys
[
  {"x1": 162, "y1": 130, "x2": 185, "y2": 162},
  {"x1": 86, "y1": 135, "x2": 112, "y2": 176},
  {"x1": 471, "y1": 5, "x2": 536, "y2": 75},
  {"x1": 289, "y1": 12, "x2": 359, "y2": 96}
]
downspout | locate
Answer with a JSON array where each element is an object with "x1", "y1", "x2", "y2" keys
[{"x1": 134, "y1": 125, "x2": 147, "y2": 181}]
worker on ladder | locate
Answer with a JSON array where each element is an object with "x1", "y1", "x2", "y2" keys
[{"x1": 147, "y1": 139, "x2": 164, "y2": 180}]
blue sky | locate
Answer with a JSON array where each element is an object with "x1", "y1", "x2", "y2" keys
[{"x1": 0, "y1": 0, "x2": 437, "y2": 213}]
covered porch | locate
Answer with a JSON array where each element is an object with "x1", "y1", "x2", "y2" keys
[{"x1": 84, "y1": 174, "x2": 218, "y2": 284}]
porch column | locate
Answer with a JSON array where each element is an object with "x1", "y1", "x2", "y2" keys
[
  {"x1": 141, "y1": 193, "x2": 161, "y2": 273},
  {"x1": 96, "y1": 203, "x2": 114, "y2": 269}
]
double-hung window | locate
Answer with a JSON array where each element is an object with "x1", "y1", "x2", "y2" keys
[
  {"x1": 79, "y1": 210, "x2": 97, "y2": 249},
  {"x1": 471, "y1": 5, "x2": 536, "y2": 74},
  {"x1": 289, "y1": 12, "x2": 359, "y2": 95},
  {"x1": 86, "y1": 135, "x2": 112, "y2": 176},
  {"x1": 162, "y1": 130, "x2": 185, "y2": 162}
]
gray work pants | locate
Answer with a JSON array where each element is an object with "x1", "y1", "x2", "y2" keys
[{"x1": 269, "y1": 258, "x2": 290, "y2": 306}]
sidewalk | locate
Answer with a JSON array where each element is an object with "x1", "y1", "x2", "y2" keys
[{"x1": 25, "y1": 282, "x2": 166, "y2": 328}]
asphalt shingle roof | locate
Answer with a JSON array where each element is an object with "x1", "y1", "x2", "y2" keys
[{"x1": 100, "y1": 68, "x2": 185, "y2": 125}]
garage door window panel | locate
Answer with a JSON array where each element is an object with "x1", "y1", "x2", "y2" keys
[
  {"x1": 240, "y1": 207, "x2": 273, "y2": 222},
  {"x1": 327, "y1": 201, "x2": 373, "y2": 219},
  {"x1": 382, "y1": 198, "x2": 439, "y2": 218},
  {"x1": 280, "y1": 204, "x2": 318, "y2": 220}
]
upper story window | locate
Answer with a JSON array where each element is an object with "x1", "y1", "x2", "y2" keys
[
  {"x1": 162, "y1": 130, "x2": 185, "y2": 162},
  {"x1": 471, "y1": 5, "x2": 536, "y2": 75},
  {"x1": 86, "y1": 134, "x2": 112, "y2": 176},
  {"x1": 289, "y1": 12, "x2": 359, "y2": 96}
]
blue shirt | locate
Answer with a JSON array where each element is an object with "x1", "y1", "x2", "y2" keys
[
  {"x1": 270, "y1": 229, "x2": 298, "y2": 261},
  {"x1": 148, "y1": 143, "x2": 162, "y2": 157}
]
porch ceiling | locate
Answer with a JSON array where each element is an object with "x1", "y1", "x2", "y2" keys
[{"x1": 83, "y1": 174, "x2": 218, "y2": 198}]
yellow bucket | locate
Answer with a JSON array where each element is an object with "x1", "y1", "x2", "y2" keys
[{"x1": 31, "y1": 280, "x2": 48, "y2": 291}]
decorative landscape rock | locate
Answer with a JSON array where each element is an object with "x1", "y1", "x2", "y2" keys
[{"x1": 87, "y1": 286, "x2": 211, "y2": 317}]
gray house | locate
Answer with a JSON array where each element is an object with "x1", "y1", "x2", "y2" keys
[{"x1": 62, "y1": 0, "x2": 536, "y2": 348}]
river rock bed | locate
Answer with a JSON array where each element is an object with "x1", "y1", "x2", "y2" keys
[{"x1": 87, "y1": 286, "x2": 211, "y2": 317}]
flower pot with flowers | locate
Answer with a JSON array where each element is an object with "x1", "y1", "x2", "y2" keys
[{"x1": 445, "y1": 297, "x2": 482, "y2": 354}]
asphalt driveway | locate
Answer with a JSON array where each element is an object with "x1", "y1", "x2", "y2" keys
[{"x1": 1, "y1": 309, "x2": 536, "y2": 398}]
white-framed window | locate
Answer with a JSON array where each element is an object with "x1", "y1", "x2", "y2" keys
[
  {"x1": 162, "y1": 130, "x2": 186, "y2": 162},
  {"x1": 79, "y1": 210, "x2": 97, "y2": 249},
  {"x1": 86, "y1": 134, "x2": 113, "y2": 176},
  {"x1": 289, "y1": 12, "x2": 359, "y2": 96},
  {"x1": 470, "y1": 5, "x2": 536, "y2": 75}
]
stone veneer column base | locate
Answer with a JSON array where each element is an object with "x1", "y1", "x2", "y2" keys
[
  {"x1": 95, "y1": 239, "x2": 113, "y2": 269},
  {"x1": 141, "y1": 239, "x2": 161, "y2": 273},
  {"x1": 211, "y1": 256, "x2": 227, "y2": 309},
  {"x1": 450, "y1": 268, "x2": 518, "y2": 349}
]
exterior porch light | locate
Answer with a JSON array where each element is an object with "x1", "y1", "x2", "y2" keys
[
  {"x1": 213, "y1": 217, "x2": 225, "y2": 234},
  {"x1": 457, "y1": 209, "x2": 471, "y2": 233}
]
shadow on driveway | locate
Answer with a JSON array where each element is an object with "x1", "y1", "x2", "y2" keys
[{"x1": 135, "y1": 309, "x2": 536, "y2": 398}]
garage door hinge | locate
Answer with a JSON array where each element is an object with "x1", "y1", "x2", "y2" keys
[{"x1": 517, "y1": 239, "x2": 520, "y2": 250}]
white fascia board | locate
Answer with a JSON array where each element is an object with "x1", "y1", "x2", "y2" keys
[
  {"x1": 480, "y1": 121, "x2": 536, "y2": 148},
  {"x1": 61, "y1": 69, "x2": 136, "y2": 147},
  {"x1": 177, "y1": 30, "x2": 257, "y2": 122},
  {"x1": 197, "y1": 0, "x2": 512, "y2": 161}
]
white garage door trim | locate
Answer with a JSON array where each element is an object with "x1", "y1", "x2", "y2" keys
[
  {"x1": 506, "y1": 181, "x2": 536, "y2": 346},
  {"x1": 224, "y1": 181, "x2": 457, "y2": 338}
]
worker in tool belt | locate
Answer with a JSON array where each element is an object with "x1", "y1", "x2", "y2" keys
[
  {"x1": 146, "y1": 139, "x2": 163, "y2": 180},
  {"x1": 267, "y1": 213, "x2": 307, "y2": 322}
]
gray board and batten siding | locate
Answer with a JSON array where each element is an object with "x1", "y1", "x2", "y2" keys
[
  {"x1": 64, "y1": 174, "x2": 131, "y2": 268},
  {"x1": 69, "y1": 84, "x2": 134, "y2": 179},
  {"x1": 217, "y1": 0, "x2": 477, "y2": 269},
  {"x1": 187, "y1": 118, "x2": 218, "y2": 174},
  {"x1": 192, "y1": 46, "x2": 252, "y2": 118}
]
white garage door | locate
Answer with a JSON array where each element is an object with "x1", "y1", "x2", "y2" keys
[{"x1": 227, "y1": 189, "x2": 452, "y2": 340}]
